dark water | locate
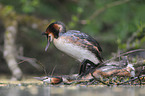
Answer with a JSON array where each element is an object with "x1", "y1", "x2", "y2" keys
[{"x1": 0, "y1": 85, "x2": 145, "y2": 96}]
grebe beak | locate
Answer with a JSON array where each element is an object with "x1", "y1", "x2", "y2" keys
[
  {"x1": 45, "y1": 35, "x2": 51, "y2": 51},
  {"x1": 42, "y1": 32, "x2": 51, "y2": 51}
]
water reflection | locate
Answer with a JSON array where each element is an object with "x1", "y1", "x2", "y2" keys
[{"x1": 0, "y1": 85, "x2": 145, "y2": 96}]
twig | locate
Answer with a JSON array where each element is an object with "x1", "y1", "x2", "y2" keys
[
  {"x1": 16, "y1": 55, "x2": 41, "y2": 70},
  {"x1": 138, "y1": 76, "x2": 142, "y2": 85},
  {"x1": 51, "y1": 65, "x2": 57, "y2": 76},
  {"x1": 89, "y1": 0, "x2": 130, "y2": 20},
  {"x1": 91, "y1": 73, "x2": 111, "y2": 86},
  {"x1": 138, "y1": 69, "x2": 144, "y2": 85},
  {"x1": 104, "y1": 49, "x2": 145, "y2": 63},
  {"x1": 37, "y1": 60, "x2": 48, "y2": 76},
  {"x1": 117, "y1": 75, "x2": 145, "y2": 85}
]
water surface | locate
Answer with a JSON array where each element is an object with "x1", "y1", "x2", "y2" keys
[{"x1": 0, "y1": 85, "x2": 145, "y2": 96}]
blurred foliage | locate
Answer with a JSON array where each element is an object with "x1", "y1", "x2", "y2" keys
[
  {"x1": 0, "y1": 0, "x2": 145, "y2": 75},
  {"x1": 20, "y1": 0, "x2": 39, "y2": 13}
]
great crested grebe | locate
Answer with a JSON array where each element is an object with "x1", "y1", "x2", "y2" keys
[{"x1": 42, "y1": 21, "x2": 103, "y2": 75}]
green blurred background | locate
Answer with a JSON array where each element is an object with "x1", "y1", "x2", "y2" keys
[{"x1": 0, "y1": 0, "x2": 145, "y2": 78}]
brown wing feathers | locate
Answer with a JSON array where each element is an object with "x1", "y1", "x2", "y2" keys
[{"x1": 63, "y1": 31, "x2": 103, "y2": 62}]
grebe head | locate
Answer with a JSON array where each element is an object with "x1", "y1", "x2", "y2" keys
[{"x1": 42, "y1": 21, "x2": 66, "y2": 51}]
